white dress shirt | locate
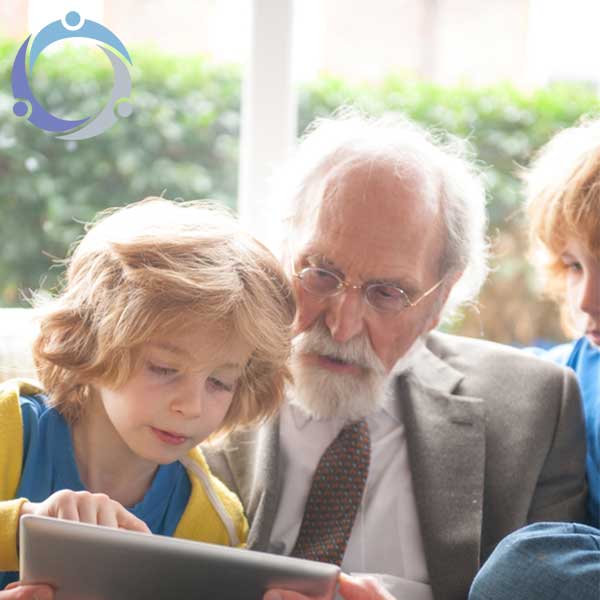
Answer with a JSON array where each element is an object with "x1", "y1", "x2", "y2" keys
[{"x1": 268, "y1": 393, "x2": 434, "y2": 600}]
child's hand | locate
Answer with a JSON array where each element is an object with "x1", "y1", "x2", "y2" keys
[
  {"x1": 19, "y1": 490, "x2": 150, "y2": 533},
  {"x1": 2, "y1": 581, "x2": 53, "y2": 599}
]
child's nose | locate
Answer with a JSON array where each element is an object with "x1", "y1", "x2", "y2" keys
[
  {"x1": 171, "y1": 382, "x2": 206, "y2": 418},
  {"x1": 579, "y1": 272, "x2": 600, "y2": 317}
]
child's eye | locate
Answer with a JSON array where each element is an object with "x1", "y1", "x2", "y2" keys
[
  {"x1": 147, "y1": 362, "x2": 178, "y2": 377},
  {"x1": 565, "y1": 262, "x2": 583, "y2": 273},
  {"x1": 207, "y1": 377, "x2": 233, "y2": 393}
]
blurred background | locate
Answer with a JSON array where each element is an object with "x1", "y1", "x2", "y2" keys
[{"x1": 1, "y1": 0, "x2": 599, "y2": 346}]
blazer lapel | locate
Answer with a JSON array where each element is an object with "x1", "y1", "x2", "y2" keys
[
  {"x1": 221, "y1": 416, "x2": 282, "y2": 550},
  {"x1": 400, "y1": 344, "x2": 486, "y2": 600}
]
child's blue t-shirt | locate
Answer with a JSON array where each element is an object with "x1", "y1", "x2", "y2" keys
[
  {"x1": 1, "y1": 394, "x2": 192, "y2": 589},
  {"x1": 525, "y1": 337, "x2": 600, "y2": 526}
]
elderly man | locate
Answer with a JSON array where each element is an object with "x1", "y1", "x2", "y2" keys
[{"x1": 205, "y1": 112, "x2": 586, "y2": 600}]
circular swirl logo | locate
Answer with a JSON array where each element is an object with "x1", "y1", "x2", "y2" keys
[{"x1": 11, "y1": 11, "x2": 133, "y2": 141}]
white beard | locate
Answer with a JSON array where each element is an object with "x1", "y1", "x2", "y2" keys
[{"x1": 290, "y1": 320, "x2": 420, "y2": 421}]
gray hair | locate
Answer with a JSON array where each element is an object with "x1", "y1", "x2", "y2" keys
[{"x1": 273, "y1": 108, "x2": 489, "y2": 321}]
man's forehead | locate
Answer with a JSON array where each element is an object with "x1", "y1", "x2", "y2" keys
[
  {"x1": 316, "y1": 184, "x2": 439, "y2": 245},
  {"x1": 292, "y1": 163, "x2": 444, "y2": 287},
  {"x1": 321, "y1": 160, "x2": 436, "y2": 217}
]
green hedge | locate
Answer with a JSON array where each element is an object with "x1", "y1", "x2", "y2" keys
[
  {"x1": 1, "y1": 40, "x2": 242, "y2": 305},
  {"x1": 1, "y1": 39, "x2": 599, "y2": 342}
]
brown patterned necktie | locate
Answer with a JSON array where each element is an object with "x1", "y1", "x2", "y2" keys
[{"x1": 291, "y1": 418, "x2": 371, "y2": 566}]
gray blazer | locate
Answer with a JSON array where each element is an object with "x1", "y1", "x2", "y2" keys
[{"x1": 205, "y1": 332, "x2": 587, "y2": 600}]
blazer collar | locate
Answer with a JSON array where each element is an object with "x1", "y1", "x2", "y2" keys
[
  {"x1": 409, "y1": 332, "x2": 465, "y2": 395},
  {"x1": 398, "y1": 334, "x2": 486, "y2": 600}
]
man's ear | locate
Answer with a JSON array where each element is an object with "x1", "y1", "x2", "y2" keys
[{"x1": 423, "y1": 271, "x2": 463, "y2": 332}]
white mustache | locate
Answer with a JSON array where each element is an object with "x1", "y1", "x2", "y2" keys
[{"x1": 293, "y1": 320, "x2": 384, "y2": 374}]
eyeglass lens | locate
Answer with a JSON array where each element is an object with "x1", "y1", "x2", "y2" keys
[{"x1": 298, "y1": 268, "x2": 411, "y2": 311}]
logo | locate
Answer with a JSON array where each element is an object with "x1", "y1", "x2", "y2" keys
[{"x1": 11, "y1": 11, "x2": 133, "y2": 141}]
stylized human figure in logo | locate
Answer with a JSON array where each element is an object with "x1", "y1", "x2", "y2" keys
[{"x1": 11, "y1": 11, "x2": 133, "y2": 141}]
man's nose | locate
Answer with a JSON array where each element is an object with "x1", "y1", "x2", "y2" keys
[{"x1": 324, "y1": 288, "x2": 366, "y2": 343}]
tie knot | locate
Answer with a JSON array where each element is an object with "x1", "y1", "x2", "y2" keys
[
  {"x1": 341, "y1": 418, "x2": 370, "y2": 442},
  {"x1": 333, "y1": 417, "x2": 370, "y2": 452}
]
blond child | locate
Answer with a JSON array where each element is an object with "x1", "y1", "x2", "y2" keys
[
  {"x1": 0, "y1": 198, "x2": 294, "y2": 590},
  {"x1": 470, "y1": 118, "x2": 600, "y2": 600}
]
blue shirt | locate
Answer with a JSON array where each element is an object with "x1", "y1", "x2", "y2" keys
[
  {"x1": 1, "y1": 394, "x2": 191, "y2": 588},
  {"x1": 526, "y1": 338, "x2": 600, "y2": 526}
]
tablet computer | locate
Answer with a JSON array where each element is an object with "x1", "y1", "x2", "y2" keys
[{"x1": 20, "y1": 515, "x2": 340, "y2": 600}]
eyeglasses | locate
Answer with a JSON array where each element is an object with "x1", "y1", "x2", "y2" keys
[{"x1": 294, "y1": 267, "x2": 444, "y2": 313}]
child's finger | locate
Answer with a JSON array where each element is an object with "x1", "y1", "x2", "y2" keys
[
  {"x1": 2, "y1": 582, "x2": 19, "y2": 590},
  {"x1": 75, "y1": 494, "x2": 99, "y2": 525},
  {"x1": 53, "y1": 493, "x2": 79, "y2": 522},
  {"x1": 1, "y1": 583, "x2": 54, "y2": 599},
  {"x1": 115, "y1": 505, "x2": 150, "y2": 533},
  {"x1": 96, "y1": 501, "x2": 120, "y2": 530}
]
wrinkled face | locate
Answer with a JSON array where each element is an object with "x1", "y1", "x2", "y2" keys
[
  {"x1": 561, "y1": 237, "x2": 600, "y2": 347},
  {"x1": 289, "y1": 164, "x2": 449, "y2": 418},
  {"x1": 96, "y1": 325, "x2": 251, "y2": 464}
]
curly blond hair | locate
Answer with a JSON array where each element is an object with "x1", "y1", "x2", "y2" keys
[
  {"x1": 33, "y1": 197, "x2": 295, "y2": 433},
  {"x1": 525, "y1": 117, "x2": 600, "y2": 334}
]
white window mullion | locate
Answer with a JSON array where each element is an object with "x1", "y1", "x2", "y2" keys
[{"x1": 237, "y1": 0, "x2": 297, "y2": 251}]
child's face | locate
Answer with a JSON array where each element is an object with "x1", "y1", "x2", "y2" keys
[
  {"x1": 561, "y1": 237, "x2": 600, "y2": 347},
  {"x1": 96, "y1": 324, "x2": 251, "y2": 464}
]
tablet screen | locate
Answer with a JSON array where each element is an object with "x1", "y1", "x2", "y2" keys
[{"x1": 20, "y1": 515, "x2": 340, "y2": 600}]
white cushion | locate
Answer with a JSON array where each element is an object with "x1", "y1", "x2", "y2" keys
[{"x1": 0, "y1": 308, "x2": 38, "y2": 381}]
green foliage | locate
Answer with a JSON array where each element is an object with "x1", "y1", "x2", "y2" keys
[
  {"x1": 0, "y1": 39, "x2": 241, "y2": 304},
  {"x1": 1, "y1": 38, "x2": 599, "y2": 343}
]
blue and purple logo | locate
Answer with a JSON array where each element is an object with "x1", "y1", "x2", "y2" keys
[{"x1": 11, "y1": 11, "x2": 133, "y2": 141}]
